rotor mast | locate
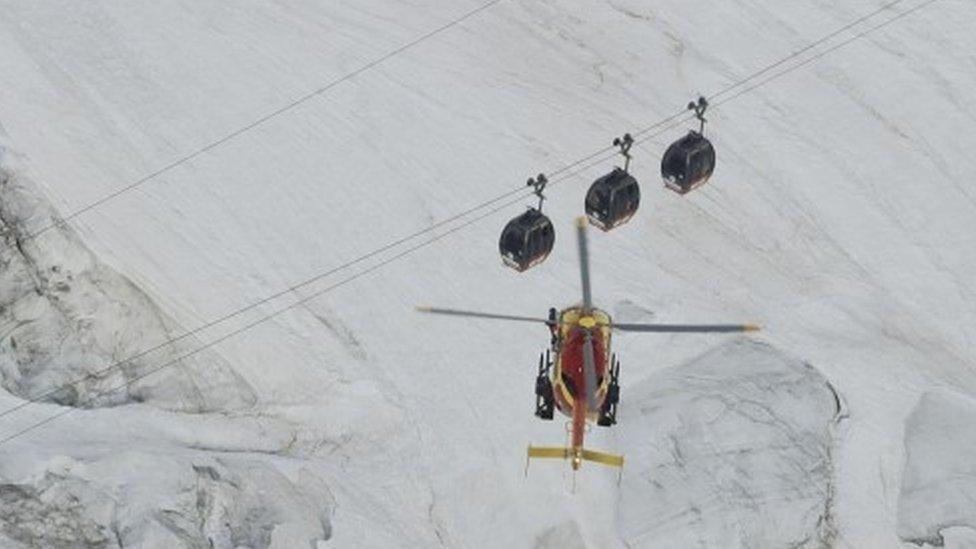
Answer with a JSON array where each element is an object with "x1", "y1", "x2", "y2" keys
[{"x1": 575, "y1": 217, "x2": 593, "y2": 312}]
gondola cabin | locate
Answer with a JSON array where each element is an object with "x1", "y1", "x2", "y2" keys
[
  {"x1": 585, "y1": 168, "x2": 641, "y2": 231},
  {"x1": 661, "y1": 130, "x2": 716, "y2": 195},
  {"x1": 499, "y1": 208, "x2": 555, "y2": 272}
]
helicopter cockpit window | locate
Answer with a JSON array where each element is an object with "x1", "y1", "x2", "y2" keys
[{"x1": 561, "y1": 372, "x2": 577, "y2": 397}]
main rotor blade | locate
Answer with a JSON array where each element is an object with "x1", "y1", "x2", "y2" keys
[
  {"x1": 613, "y1": 323, "x2": 761, "y2": 333},
  {"x1": 581, "y1": 330, "x2": 599, "y2": 411},
  {"x1": 575, "y1": 217, "x2": 593, "y2": 310},
  {"x1": 416, "y1": 306, "x2": 550, "y2": 325}
]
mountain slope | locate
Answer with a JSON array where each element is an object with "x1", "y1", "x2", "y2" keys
[{"x1": 0, "y1": 0, "x2": 974, "y2": 546}]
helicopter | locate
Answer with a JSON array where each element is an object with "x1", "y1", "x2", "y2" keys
[{"x1": 418, "y1": 217, "x2": 759, "y2": 477}]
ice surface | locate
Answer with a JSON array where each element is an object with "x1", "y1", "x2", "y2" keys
[
  {"x1": 0, "y1": 150, "x2": 255, "y2": 412},
  {"x1": 617, "y1": 339, "x2": 841, "y2": 548},
  {"x1": 898, "y1": 391, "x2": 976, "y2": 548},
  {"x1": 0, "y1": 451, "x2": 334, "y2": 549},
  {"x1": 0, "y1": 0, "x2": 974, "y2": 547}
]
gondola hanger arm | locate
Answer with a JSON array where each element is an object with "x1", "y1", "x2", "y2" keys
[
  {"x1": 612, "y1": 133, "x2": 634, "y2": 172},
  {"x1": 527, "y1": 173, "x2": 548, "y2": 211},
  {"x1": 688, "y1": 96, "x2": 709, "y2": 135}
]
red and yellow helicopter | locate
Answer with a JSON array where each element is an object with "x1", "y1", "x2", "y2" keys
[{"x1": 418, "y1": 217, "x2": 759, "y2": 476}]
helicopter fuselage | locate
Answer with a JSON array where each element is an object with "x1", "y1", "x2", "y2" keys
[{"x1": 551, "y1": 306, "x2": 612, "y2": 452}]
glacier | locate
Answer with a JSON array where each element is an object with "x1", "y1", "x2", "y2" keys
[{"x1": 0, "y1": 0, "x2": 975, "y2": 547}]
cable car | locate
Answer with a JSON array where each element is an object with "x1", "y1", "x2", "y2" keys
[
  {"x1": 500, "y1": 175, "x2": 555, "y2": 272},
  {"x1": 585, "y1": 169, "x2": 640, "y2": 231},
  {"x1": 585, "y1": 134, "x2": 640, "y2": 231},
  {"x1": 662, "y1": 97, "x2": 716, "y2": 195}
]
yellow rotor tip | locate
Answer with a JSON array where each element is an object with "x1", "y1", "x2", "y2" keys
[
  {"x1": 575, "y1": 216, "x2": 587, "y2": 228},
  {"x1": 744, "y1": 324, "x2": 762, "y2": 332},
  {"x1": 416, "y1": 306, "x2": 432, "y2": 312}
]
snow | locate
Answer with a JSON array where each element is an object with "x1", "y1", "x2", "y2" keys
[
  {"x1": 617, "y1": 339, "x2": 841, "y2": 548},
  {"x1": 0, "y1": 157, "x2": 255, "y2": 412},
  {"x1": 0, "y1": 0, "x2": 974, "y2": 547},
  {"x1": 0, "y1": 449, "x2": 335, "y2": 548},
  {"x1": 898, "y1": 390, "x2": 976, "y2": 547}
]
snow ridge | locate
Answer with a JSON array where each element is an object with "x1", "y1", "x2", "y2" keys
[
  {"x1": 0, "y1": 145, "x2": 255, "y2": 412},
  {"x1": 617, "y1": 339, "x2": 842, "y2": 548}
]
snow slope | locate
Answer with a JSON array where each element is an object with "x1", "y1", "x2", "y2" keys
[
  {"x1": 898, "y1": 390, "x2": 976, "y2": 547},
  {"x1": 0, "y1": 451, "x2": 335, "y2": 548},
  {"x1": 617, "y1": 340, "x2": 841, "y2": 548},
  {"x1": 1, "y1": 0, "x2": 975, "y2": 547},
  {"x1": 0, "y1": 150, "x2": 255, "y2": 411}
]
